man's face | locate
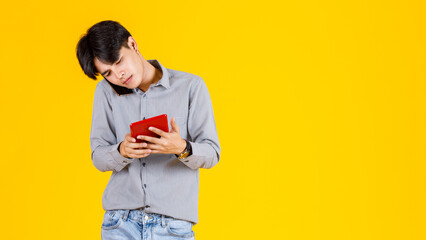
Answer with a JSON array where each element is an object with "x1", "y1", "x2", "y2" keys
[{"x1": 94, "y1": 38, "x2": 144, "y2": 89}]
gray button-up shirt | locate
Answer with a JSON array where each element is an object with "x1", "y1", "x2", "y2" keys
[{"x1": 90, "y1": 60, "x2": 220, "y2": 224}]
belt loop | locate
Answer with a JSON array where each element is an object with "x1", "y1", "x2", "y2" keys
[
  {"x1": 161, "y1": 215, "x2": 166, "y2": 227},
  {"x1": 123, "y1": 209, "x2": 131, "y2": 221}
]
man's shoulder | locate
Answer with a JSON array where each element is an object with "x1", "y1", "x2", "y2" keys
[
  {"x1": 95, "y1": 79, "x2": 111, "y2": 90},
  {"x1": 93, "y1": 79, "x2": 123, "y2": 101},
  {"x1": 95, "y1": 79, "x2": 120, "y2": 95},
  {"x1": 167, "y1": 68, "x2": 203, "y2": 86}
]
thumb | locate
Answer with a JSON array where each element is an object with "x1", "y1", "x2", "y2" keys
[{"x1": 170, "y1": 117, "x2": 180, "y2": 133}]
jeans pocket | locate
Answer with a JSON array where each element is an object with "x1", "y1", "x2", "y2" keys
[
  {"x1": 166, "y1": 218, "x2": 195, "y2": 238},
  {"x1": 101, "y1": 210, "x2": 124, "y2": 230}
]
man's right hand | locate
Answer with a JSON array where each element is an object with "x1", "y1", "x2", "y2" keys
[{"x1": 119, "y1": 133, "x2": 152, "y2": 159}]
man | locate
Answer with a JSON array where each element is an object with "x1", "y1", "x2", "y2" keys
[{"x1": 76, "y1": 20, "x2": 220, "y2": 240}]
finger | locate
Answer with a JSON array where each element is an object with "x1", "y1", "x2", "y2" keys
[
  {"x1": 145, "y1": 143, "x2": 164, "y2": 150},
  {"x1": 150, "y1": 149, "x2": 164, "y2": 154},
  {"x1": 137, "y1": 135, "x2": 163, "y2": 144},
  {"x1": 129, "y1": 152, "x2": 151, "y2": 158},
  {"x1": 127, "y1": 142, "x2": 147, "y2": 149},
  {"x1": 148, "y1": 127, "x2": 167, "y2": 137},
  {"x1": 170, "y1": 117, "x2": 180, "y2": 133},
  {"x1": 127, "y1": 148, "x2": 151, "y2": 156},
  {"x1": 125, "y1": 133, "x2": 136, "y2": 143}
]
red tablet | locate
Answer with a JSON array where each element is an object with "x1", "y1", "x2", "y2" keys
[{"x1": 130, "y1": 114, "x2": 169, "y2": 143}]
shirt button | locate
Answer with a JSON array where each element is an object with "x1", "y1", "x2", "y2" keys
[
  {"x1": 144, "y1": 184, "x2": 147, "y2": 188},
  {"x1": 144, "y1": 215, "x2": 149, "y2": 221},
  {"x1": 142, "y1": 163, "x2": 146, "y2": 167}
]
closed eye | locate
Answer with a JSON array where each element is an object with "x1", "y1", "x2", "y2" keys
[{"x1": 101, "y1": 57, "x2": 122, "y2": 77}]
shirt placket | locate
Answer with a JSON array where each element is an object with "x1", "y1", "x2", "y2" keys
[{"x1": 140, "y1": 91, "x2": 149, "y2": 207}]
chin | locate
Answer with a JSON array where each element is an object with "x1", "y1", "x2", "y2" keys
[{"x1": 128, "y1": 81, "x2": 138, "y2": 89}]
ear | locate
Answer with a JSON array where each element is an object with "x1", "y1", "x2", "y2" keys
[{"x1": 127, "y1": 36, "x2": 139, "y2": 52}]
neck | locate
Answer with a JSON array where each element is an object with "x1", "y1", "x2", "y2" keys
[{"x1": 138, "y1": 60, "x2": 163, "y2": 92}]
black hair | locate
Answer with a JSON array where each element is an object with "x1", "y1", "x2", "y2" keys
[{"x1": 76, "y1": 20, "x2": 131, "y2": 80}]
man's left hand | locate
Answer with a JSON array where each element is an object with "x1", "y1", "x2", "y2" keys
[{"x1": 137, "y1": 117, "x2": 186, "y2": 155}]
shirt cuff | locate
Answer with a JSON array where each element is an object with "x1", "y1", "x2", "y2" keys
[
  {"x1": 108, "y1": 143, "x2": 134, "y2": 172},
  {"x1": 178, "y1": 141, "x2": 217, "y2": 170}
]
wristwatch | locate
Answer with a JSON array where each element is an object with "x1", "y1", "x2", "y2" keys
[{"x1": 176, "y1": 139, "x2": 192, "y2": 160}]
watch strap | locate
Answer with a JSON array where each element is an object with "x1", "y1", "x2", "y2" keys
[{"x1": 176, "y1": 140, "x2": 192, "y2": 159}]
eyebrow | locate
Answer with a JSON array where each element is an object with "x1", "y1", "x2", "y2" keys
[{"x1": 100, "y1": 55, "x2": 122, "y2": 76}]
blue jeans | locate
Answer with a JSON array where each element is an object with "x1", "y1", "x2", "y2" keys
[{"x1": 101, "y1": 209, "x2": 195, "y2": 240}]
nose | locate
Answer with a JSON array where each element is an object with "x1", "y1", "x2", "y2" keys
[
  {"x1": 112, "y1": 66, "x2": 125, "y2": 80},
  {"x1": 114, "y1": 71, "x2": 125, "y2": 80}
]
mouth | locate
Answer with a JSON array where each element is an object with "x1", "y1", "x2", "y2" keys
[{"x1": 123, "y1": 75, "x2": 132, "y2": 85}]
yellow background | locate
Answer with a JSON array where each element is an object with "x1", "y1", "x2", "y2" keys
[{"x1": 1, "y1": 0, "x2": 425, "y2": 239}]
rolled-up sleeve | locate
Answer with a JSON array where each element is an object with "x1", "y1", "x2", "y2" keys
[
  {"x1": 181, "y1": 78, "x2": 221, "y2": 170},
  {"x1": 90, "y1": 84, "x2": 133, "y2": 172}
]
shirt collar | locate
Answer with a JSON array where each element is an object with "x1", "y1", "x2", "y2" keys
[
  {"x1": 148, "y1": 59, "x2": 170, "y2": 89},
  {"x1": 106, "y1": 59, "x2": 170, "y2": 96}
]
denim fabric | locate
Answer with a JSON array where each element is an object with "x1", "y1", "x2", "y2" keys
[{"x1": 101, "y1": 209, "x2": 195, "y2": 240}]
